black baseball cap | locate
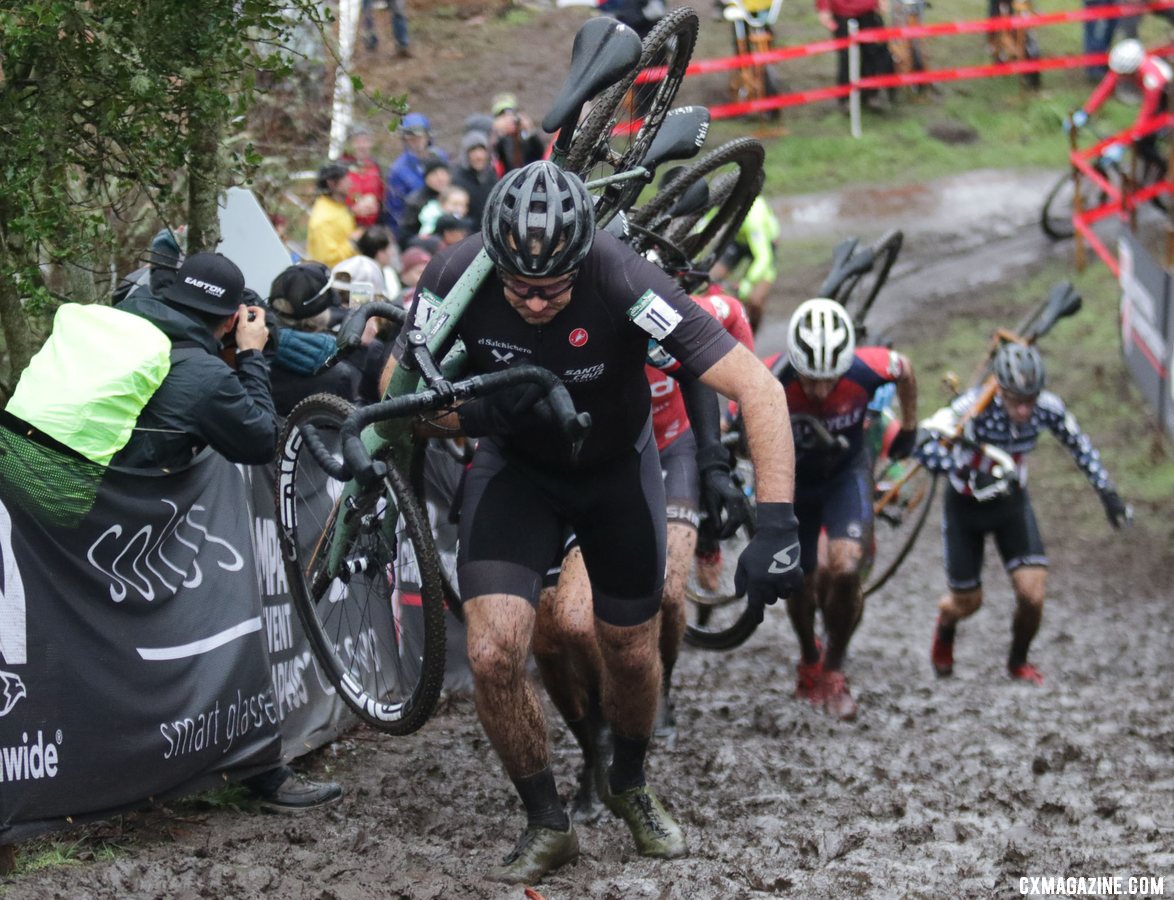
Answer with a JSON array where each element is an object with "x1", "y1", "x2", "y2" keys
[
  {"x1": 268, "y1": 262, "x2": 337, "y2": 320},
  {"x1": 161, "y1": 252, "x2": 245, "y2": 315}
]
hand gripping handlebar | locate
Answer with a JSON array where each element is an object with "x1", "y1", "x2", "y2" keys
[{"x1": 302, "y1": 365, "x2": 593, "y2": 487}]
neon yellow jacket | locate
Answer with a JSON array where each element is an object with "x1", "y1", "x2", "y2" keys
[{"x1": 736, "y1": 197, "x2": 780, "y2": 298}]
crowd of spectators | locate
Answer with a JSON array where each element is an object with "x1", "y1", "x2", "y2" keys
[{"x1": 295, "y1": 89, "x2": 553, "y2": 311}]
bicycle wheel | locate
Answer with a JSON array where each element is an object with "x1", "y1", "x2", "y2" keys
[
  {"x1": 841, "y1": 229, "x2": 904, "y2": 336},
  {"x1": 630, "y1": 138, "x2": 765, "y2": 280},
  {"x1": 564, "y1": 7, "x2": 698, "y2": 225},
  {"x1": 684, "y1": 522, "x2": 762, "y2": 650},
  {"x1": 683, "y1": 459, "x2": 762, "y2": 650},
  {"x1": 409, "y1": 438, "x2": 465, "y2": 624},
  {"x1": 863, "y1": 460, "x2": 938, "y2": 598},
  {"x1": 275, "y1": 394, "x2": 446, "y2": 735},
  {"x1": 1040, "y1": 168, "x2": 1105, "y2": 240}
]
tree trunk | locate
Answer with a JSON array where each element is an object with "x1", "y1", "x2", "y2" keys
[
  {"x1": 0, "y1": 198, "x2": 40, "y2": 399},
  {"x1": 185, "y1": 104, "x2": 223, "y2": 254}
]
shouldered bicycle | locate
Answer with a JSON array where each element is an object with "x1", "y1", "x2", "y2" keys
[{"x1": 273, "y1": 10, "x2": 743, "y2": 735}]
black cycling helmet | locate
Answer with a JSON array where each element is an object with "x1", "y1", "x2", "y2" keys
[
  {"x1": 482, "y1": 161, "x2": 595, "y2": 277},
  {"x1": 993, "y1": 343, "x2": 1046, "y2": 396}
]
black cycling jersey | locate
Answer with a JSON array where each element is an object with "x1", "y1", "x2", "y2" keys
[{"x1": 405, "y1": 230, "x2": 738, "y2": 471}]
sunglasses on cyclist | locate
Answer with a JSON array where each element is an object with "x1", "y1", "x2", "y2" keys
[{"x1": 499, "y1": 270, "x2": 577, "y2": 301}]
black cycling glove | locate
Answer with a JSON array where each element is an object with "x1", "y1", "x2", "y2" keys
[
  {"x1": 887, "y1": 426, "x2": 918, "y2": 461},
  {"x1": 734, "y1": 501, "x2": 803, "y2": 625},
  {"x1": 1099, "y1": 488, "x2": 1132, "y2": 529},
  {"x1": 457, "y1": 382, "x2": 554, "y2": 438},
  {"x1": 697, "y1": 443, "x2": 753, "y2": 540}
]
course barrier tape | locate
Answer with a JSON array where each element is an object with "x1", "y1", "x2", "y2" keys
[{"x1": 639, "y1": 0, "x2": 1174, "y2": 80}]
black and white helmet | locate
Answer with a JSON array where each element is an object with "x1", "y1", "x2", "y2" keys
[
  {"x1": 993, "y1": 343, "x2": 1046, "y2": 396},
  {"x1": 482, "y1": 161, "x2": 595, "y2": 277},
  {"x1": 788, "y1": 298, "x2": 856, "y2": 379}
]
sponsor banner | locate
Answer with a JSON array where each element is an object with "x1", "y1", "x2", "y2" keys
[
  {"x1": 245, "y1": 463, "x2": 357, "y2": 761},
  {"x1": 1117, "y1": 233, "x2": 1172, "y2": 437},
  {"x1": 0, "y1": 449, "x2": 283, "y2": 841},
  {"x1": 0, "y1": 428, "x2": 442, "y2": 843}
]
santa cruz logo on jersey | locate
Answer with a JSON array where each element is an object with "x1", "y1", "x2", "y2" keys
[
  {"x1": 628, "y1": 290, "x2": 682, "y2": 340},
  {"x1": 563, "y1": 363, "x2": 605, "y2": 384},
  {"x1": 568, "y1": 328, "x2": 589, "y2": 348}
]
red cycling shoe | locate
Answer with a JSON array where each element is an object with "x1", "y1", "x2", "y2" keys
[
  {"x1": 931, "y1": 617, "x2": 954, "y2": 677},
  {"x1": 795, "y1": 657, "x2": 822, "y2": 702},
  {"x1": 1009, "y1": 663, "x2": 1044, "y2": 685},
  {"x1": 815, "y1": 670, "x2": 858, "y2": 721}
]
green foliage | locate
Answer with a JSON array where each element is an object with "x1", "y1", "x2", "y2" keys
[
  {"x1": 12, "y1": 834, "x2": 120, "y2": 874},
  {"x1": 0, "y1": 0, "x2": 324, "y2": 388}
]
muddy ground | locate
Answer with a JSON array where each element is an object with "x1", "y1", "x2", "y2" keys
[
  {"x1": 6, "y1": 5, "x2": 1174, "y2": 899},
  {"x1": 6, "y1": 184, "x2": 1173, "y2": 900}
]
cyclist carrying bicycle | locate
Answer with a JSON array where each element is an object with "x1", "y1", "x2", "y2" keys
[
  {"x1": 706, "y1": 196, "x2": 780, "y2": 334},
  {"x1": 917, "y1": 343, "x2": 1130, "y2": 684},
  {"x1": 385, "y1": 161, "x2": 803, "y2": 884},
  {"x1": 768, "y1": 299, "x2": 919, "y2": 720},
  {"x1": 531, "y1": 287, "x2": 757, "y2": 827},
  {"x1": 1067, "y1": 39, "x2": 1172, "y2": 172}
]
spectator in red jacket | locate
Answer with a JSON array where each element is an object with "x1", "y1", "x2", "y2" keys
[{"x1": 342, "y1": 124, "x2": 385, "y2": 228}]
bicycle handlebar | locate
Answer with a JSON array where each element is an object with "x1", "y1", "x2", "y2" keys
[
  {"x1": 791, "y1": 413, "x2": 850, "y2": 453},
  {"x1": 322, "y1": 365, "x2": 592, "y2": 487},
  {"x1": 333, "y1": 301, "x2": 408, "y2": 352}
]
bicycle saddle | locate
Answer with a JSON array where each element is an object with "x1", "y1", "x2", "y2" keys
[
  {"x1": 666, "y1": 177, "x2": 710, "y2": 218},
  {"x1": 818, "y1": 238, "x2": 876, "y2": 298},
  {"x1": 542, "y1": 17, "x2": 643, "y2": 134},
  {"x1": 642, "y1": 105, "x2": 711, "y2": 174}
]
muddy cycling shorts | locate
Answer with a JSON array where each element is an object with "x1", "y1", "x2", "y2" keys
[
  {"x1": 660, "y1": 430, "x2": 700, "y2": 530},
  {"x1": 458, "y1": 416, "x2": 667, "y2": 627},
  {"x1": 794, "y1": 457, "x2": 873, "y2": 575},
  {"x1": 942, "y1": 485, "x2": 1047, "y2": 591}
]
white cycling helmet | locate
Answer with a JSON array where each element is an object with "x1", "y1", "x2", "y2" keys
[
  {"x1": 1109, "y1": 39, "x2": 1145, "y2": 76},
  {"x1": 788, "y1": 298, "x2": 856, "y2": 379}
]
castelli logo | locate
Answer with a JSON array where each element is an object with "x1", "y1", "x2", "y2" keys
[{"x1": 569, "y1": 328, "x2": 588, "y2": 347}]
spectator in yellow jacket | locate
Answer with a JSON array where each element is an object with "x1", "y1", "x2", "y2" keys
[{"x1": 306, "y1": 162, "x2": 357, "y2": 269}]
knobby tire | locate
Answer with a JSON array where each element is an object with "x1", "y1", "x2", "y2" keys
[
  {"x1": 564, "y1": 7, "x2": 699, "y2": 225},
  {"x1": 276, "y1": 394, "x2": 446, "y2": 736}
]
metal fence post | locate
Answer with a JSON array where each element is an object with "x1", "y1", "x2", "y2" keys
[{"x1": 848, "y1": 18, "x2": 862, "y2": 138}]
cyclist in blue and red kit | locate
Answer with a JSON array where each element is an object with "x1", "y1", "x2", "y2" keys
[
  {"x1": 916, "y1": 343, "x2": 1130, "y2": 685},
  {"x1": 768, "y1": 298, "x2": 918, "y2": 720}
]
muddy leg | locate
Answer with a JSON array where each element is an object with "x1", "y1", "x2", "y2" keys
[
  {"x1": 596, "y1": 616, "x2": 661, "y2": 792},
  {"x1": 1008, "y1": 565, "x2": 1046, "y2": 670},
  {"x1": 466, "y1": 593, "x2": 567, "y2": 830}
]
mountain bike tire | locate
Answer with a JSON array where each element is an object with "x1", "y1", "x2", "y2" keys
[
  {"x1": 564, "y1": 7, "x2": 698, "y2": 225},
  {"x1": 839, "y1": 229, "x2": 904, "y2": 332},
  {"x1": 409, "y1": 439, "x2": 464, "y2": 624},
  {"x1": 276, "y1": 393, "x2": 446, "y2": 736},
  {"x1": 863, "y1": 464, "x2": 938, "y2": 598},
  {"x1": 630, "y1": 138, "x2": 766, "y2": 280},
  {"x1": 1040, "y1": 169, "x2": 1106, "y2": 240},
  {"x1": 683, "y1": 519, "x2": 761, "y2": 650}
]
